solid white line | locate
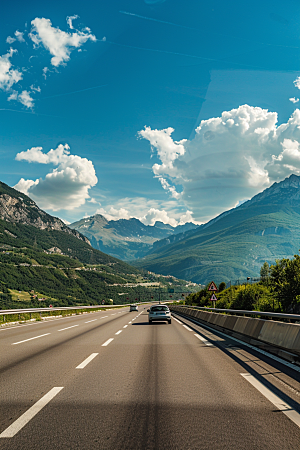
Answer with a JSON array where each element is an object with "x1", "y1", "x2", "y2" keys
[
  {"x1": 183, "y1": 324, "x2": 193, "y2": 331},
  {"x1": 194, "y1": 333, "x2": 213, "y2": 346},
  {"x1": 241, "y1": 373, "x2": 300, "y2": 428},
  {"x1": 58, "y1": 325, "x2": 79, "y2": 332},
  {"x1": 12, "y1": 333, "x2": 50, "y2": 345},
  {"x1": 123, "y1": 325, "x2": 128, "y2": 328},
  {"x1": 102, "y1": 338, "x2": 114, "y2": 346},
  {"x1": 0, "y1": 387, "x2": 64, "y2": 438},
  {"x1": 115, "y1": 330, "x2": 122, "y2": 335},
  {"x1": 85, "y1": 319, "x2": 97, "y2": 323},
  {"x1": 76, "y1": 353, "x2": 99, "y2": 369},
  {"x1": 175, "y1": 314, "x2": 300, "y2": 374},
  {"x1": 173, "y1": 317, "x2": 183, "y2": 324}
]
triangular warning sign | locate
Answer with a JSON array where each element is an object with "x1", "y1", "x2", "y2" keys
[
  {"x1": 208, "y1": 281, "x2": 218, "y2": 291},
  {"x1": 210, "y1": 293, "x2": 218, "y2": 301}
]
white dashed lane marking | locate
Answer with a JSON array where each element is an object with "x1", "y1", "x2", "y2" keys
[
  {"x1": 85, "y1": 319, "x2": 97, "y2": 323},
  {"x1": 115, "y1": 330, "x2": 122, "y2": 335},
  {"x1": 12, "y1": 333, "x2": 51, "y2": 345},
  {"x1": 0, "y1": 387, "x2": 64, "y2": 438},
  {"x1": 76, "y1": 353, "x2": 99, "y2": 369},
  {"x1": 58, "y1": 325, "x2": 79, "y2": 332},
  {"x1": 123, "y1": 325, "x2": 128, "y2": 328},
  {"x1": 194, "y1": 334, "x2": 213, "y2": 346},
  {"x1": 173, "y1": 317, "x2": 183, "y2": 324},
  {"x1": 102, "y1": 338, "x2": 114, "y2": 347},
  {"x1": 183, "y1": 324, "x2": 193, "y2": 332}
]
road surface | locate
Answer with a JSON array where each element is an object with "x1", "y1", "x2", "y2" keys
[{"x1": 1, "y1": 305, "x2": 300, "y2": 449}]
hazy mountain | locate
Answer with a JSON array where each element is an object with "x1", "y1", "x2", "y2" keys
[
  {"x1": 70, "y1": 214, "x2": 198, "y2": 260},
  {"x1": 132, "y1": 174, "x2": 300, "y2": 285}
]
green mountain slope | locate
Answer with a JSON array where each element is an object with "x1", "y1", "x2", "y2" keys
[{"x1": 132, "y1": 175, "x2": 300, "y2": 285}]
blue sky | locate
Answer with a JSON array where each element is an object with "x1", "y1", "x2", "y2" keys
[{"x1": 1, "y1": 1, "x2": 300, "y2": 226}]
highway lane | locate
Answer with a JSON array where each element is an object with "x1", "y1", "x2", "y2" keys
[{"x1": 0, "y1": 307, "x2": 300, "y2": 449}]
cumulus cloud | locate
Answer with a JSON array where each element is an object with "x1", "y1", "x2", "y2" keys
[
  {"x1": 96, "y1": 197, "x2": 199, "y2": 226},
  {"x1": 0, "y1": 48, "x2": 22, "y2": 91},
  {"x1": 8, "y1": 90, "x2": 34, "y2": 108},
  {"x1": 6, "y1": 30, "x2": 25, "y2": 44},
  {"x1": 29, "y1": 17, "x2": 96, "y2": 67},
  {"x1": 14, "y1": 144, "x2": 98, "y2": 211},
  {"x1": 140, "y1": 105, "x2": 300, "y2": 222},
  {"x1": 289, "y1": 97, "x2": 299, "y2": 103}
]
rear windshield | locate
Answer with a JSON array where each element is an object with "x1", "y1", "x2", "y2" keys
[{"x1": 151, "y1": 306, "x2": 169, "y2": 312}]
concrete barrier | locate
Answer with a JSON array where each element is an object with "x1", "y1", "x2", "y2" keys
[{"x1": 170, "y1": 306, "x2": 300, "y2": 357}]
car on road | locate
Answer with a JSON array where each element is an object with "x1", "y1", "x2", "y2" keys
[
  {"x1": 147, "y1": 304, "x2": 171, "y2": 324},
  {"x1": 130, "y1": 304, "x2": 138, "y2": 311}
]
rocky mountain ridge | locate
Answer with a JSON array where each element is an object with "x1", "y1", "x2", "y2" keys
[
  {"x1": 0, "y1": 182, "x2": 90, "y2": 245},
  {"x1": 70, "y1": 214, "x2": 198, "y2": 260}
]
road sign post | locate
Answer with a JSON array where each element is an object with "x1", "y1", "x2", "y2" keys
[{"x1": 208, "y1": 282, "x2": 218, "y2": 308}]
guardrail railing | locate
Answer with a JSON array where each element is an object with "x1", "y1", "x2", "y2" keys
[
  {"x1": 171, "y1": 305, "x2": 300, "y2": 322},
  {"x1": 0, "y1": 303, "x2": 147, "y2": 324}
]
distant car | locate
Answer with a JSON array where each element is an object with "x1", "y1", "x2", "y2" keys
[
  {"x1": 148, "y1": 305, "x2": 171, "y2": 324},
  {"x1": 130, "y1": 304, "x2": 138, "y2": 311}
]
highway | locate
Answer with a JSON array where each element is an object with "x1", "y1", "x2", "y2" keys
[{"x1": 1, "y1": 305, "x2": 300, "y2": 449}]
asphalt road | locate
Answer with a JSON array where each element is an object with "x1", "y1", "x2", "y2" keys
[{"x1": 1, "y1": 305, "x2": 300, "y2": 449}]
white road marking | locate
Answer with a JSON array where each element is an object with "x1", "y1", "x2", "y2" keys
[
  {"x1": 175, "y1": 314, "x2": 300, "y2": 374},
  {"x1": 111, "y1": 314, "x2": 116, "y2": 316},
  {"x1": 12, "y1": 333, "x2": 50, "y2": 345},
  {"x1": 102, "y1": 338, "x2": 114, "y2": 346},
  {"x1": 129, "y1": 321, "x2": 132, "y2": 324},
  {"x1": 76, "y1": 353, "x2": 99, "y2": 369},
  {"x1": 115, "y1": 330, "x2": 122, "y2": 335},
  {"x1": 58, "y1": 325, "x2": 79, "y2": 332},
  {"x1": 101, "y1": 316, "x2": 108, "y2": 319},
  {"x1": 173, "y1": 317, "x2": 183, "y2": 324},
  {"x1": 85, "y1": 319, "x2": 97, "y2": 323},
  {"x1": 241, "y1": 373, "x2": 300, "y2": 428},
  {"x1": 194, "y1": 333, "x2": 213, "y2": 346},
  {"x1": 0, "y1": 387, "x2": 64, "y2": 438},
  {"x1": 123, "y1": 325, "x2": 128, "y2": 328},
  {"x1": 183, "y1": 324, "x2": 193, "y2": 331}
]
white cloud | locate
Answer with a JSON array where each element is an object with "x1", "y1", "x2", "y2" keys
[
  {"x1": 29, "y1": 17, "x2": 96, "y2": 67},
  {"x1": 96, "y1": 197, "x2": 199, "y2": 226},
  {"x1": 159, "y1": 177, "x2": 181, "y2": 199},
  {"x1": 294, "y1": 77, "x2": 300, "y2": 89},
  {"x1": 42, "y1": 67, "x2": 49, "y2": 79},
  {"x1": 143, "y1": 208, "x2": 178, "y2": 227},
  {"x1": 66, "y1": 15, "x2": 79, "y2": 30},
  {"x1": 14, "y1": 144, "x2": 98, "y2": 211},
  {"x1": 289, "y1": 97, "x2": 299, "y2": 103},
  {"x1": 15, "y1": 31, "x2": 25, "y2": 42},
  {"x1": 0, "y1": 48, "x2": 22, "y2": 91},
  {"x1": 6, "y1": 36, "x2": 16, "y2": 44},
  {"x1": 8, "y1": 89, "x2": 34, "y2": 109},
  {"x1": 140, "y1": 104, "x2": 300, "y2": 222},
  {"x1": 30, "y1": 84, "x2": 41, "y2": 92}
]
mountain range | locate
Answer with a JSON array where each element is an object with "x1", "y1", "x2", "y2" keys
[
  {"x1": 69, "y1": 215, "x2": 198, "y2": 260},
  {"x1": 131, "y1": 174, "x2": 300, "y2": 285}
]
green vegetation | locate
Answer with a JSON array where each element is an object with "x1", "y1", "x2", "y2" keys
[{"x1": 185, "y1": 254, "x2": 300, "y2": 313}]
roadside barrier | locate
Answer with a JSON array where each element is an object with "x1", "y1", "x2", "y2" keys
[
  {"x1": 170, "y1": 305, "x2": 300, "y2": 358},
  {"x1": 0, "y1": 303, "x2": 147, "y2": 325}
]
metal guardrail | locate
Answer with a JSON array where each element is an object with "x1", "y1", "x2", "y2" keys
[
  {"x1": 173, "y1": 305, "x2": 300, "y2": 321},
  {"x1": 0, "y1": 305, "x2": 124, "y2": 316}
]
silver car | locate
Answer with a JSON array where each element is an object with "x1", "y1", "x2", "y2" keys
[
  {"x1": 130, "y1": 304, "x2": 138, "y2": 312},
  {"x1": 148, "y1": 305, "x2": 171, "y2": 324}
]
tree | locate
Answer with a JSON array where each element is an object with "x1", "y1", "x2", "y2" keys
[
  {"x1": 219, "y1": 282, "x2": 226, "y2": 292},
  {"x1": 260, "y1": 262, "x2": 270, "y2": 282}
]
